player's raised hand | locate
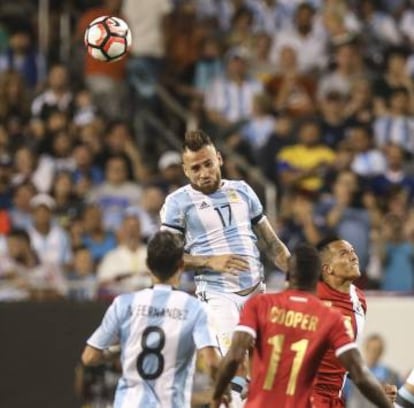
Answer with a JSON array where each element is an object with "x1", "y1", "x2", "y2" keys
[
  {"x1": 208, "y1": 254, "x2": 249, "y2": 275},
  {"x1": 383, "y1": 383, "x2": 397, "y2": 403}
]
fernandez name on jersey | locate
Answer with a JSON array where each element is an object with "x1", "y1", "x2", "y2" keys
[{"x1": 86, "y1": 284, "x2": 217, "y2": 408}]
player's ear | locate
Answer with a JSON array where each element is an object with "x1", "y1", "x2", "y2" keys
[
  {"x1": 322, "y1": 263, "x2": 332, "y2": 275},
  {"x1": 217, "y1": 151, "x2": 223, "y2": 166}
]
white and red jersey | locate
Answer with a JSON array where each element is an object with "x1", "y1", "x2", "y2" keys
[{"x1": 313, "y1": 281, "x2": 367, "y2": 400}]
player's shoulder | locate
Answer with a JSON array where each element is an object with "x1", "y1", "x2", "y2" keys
[
  {"x1": 223, "y1": 179, "x2": 249, "y2": 190},
  {"x1": 164, "y1": 184, "x2": 191, "y2": 201}
]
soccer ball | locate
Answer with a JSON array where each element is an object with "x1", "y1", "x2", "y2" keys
[{"x1": 84, "y1": 16, "x2": 131, "y2": 62}]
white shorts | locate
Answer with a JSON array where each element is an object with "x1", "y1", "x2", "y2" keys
[{"x1": 198, "y1": 282, "x2": 265, "y2": 355}]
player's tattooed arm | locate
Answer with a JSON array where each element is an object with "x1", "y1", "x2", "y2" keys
[
  {"x1": 253, "y1": 216, "x2": 290, "y2": 273},
  {"x1": 183, "y1": 254, "x2": 249, "y2": 274}
]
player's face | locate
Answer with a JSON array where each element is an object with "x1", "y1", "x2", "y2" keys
[
  {"x1": 325, "y1": 240, "x2": 360, "y2": 282},
  {"x1": 182, "y1": 145, "x2": 223, "y2": 194}
]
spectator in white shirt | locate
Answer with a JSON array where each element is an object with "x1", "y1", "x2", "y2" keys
[
  {"x1": 205, "y1": 46, "x2": 262, "y2": 127},
  {"x1": 31, "y1": 64, "x2": 73, "y2": 120},
  {"x1": 97, "y1": 208, "x2": 150, "y2": 298},
  {"x1": 87, "y1": 155, "x2": 142, "y2": 231},
  {"x1": 27, "y1": 193, "x2": 72, "y2": 269},
  {"x1": 270, "y1": 2, "x2": 327, "y2": 74},
  {"x1": 349, "y1": 125, "x2": 387, "y2": 178},
  {"x1": 374, "y1": 87, "x2": 414, "y2": 155}
]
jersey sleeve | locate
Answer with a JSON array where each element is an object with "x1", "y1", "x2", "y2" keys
[
  {"x1": 328, "y1": 309, "x2": 358, "y2": 358},
  {"x1": 235, "y1": 295, "x2": 261, "y2": 339},
  {"x1": 86, "y1": 296, "x2": 124, "y2": 349},
  {"x1": 241, "y1": 181, "x2": 264, "y2": 225},
  {"x1": 160, "y1": 195, "x2": 185, "y2": 234},
  {"x1": 192, "y1": 302, "x2": 219, "y2": 350}
]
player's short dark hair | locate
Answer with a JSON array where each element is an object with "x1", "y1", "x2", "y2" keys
[
  {"x1": 291, "y1": 243, "x2": 321, "y2": 290},
  {"x1": 315, "y1": 235, "x2": 341, "y2": 252},
  {"x1": 146, "y1": 231, "x2": 184, "y2": 282},
  {"x1": 182, "y1": 130, "x2": 214, "y2": 152}
]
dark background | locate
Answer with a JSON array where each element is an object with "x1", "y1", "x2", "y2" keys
[{"x1": 0, "y1": 301, "x2": 108, "y2": 408}]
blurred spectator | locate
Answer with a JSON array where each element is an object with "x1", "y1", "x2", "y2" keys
[
  {"x1": 72, "y1": 143, "x2": 104, "y2": 187},
  {"x1": 347, "y1": 333, "x2": 401, "y2": 408},
  {"x1": 87, "y1": 155, "x2": 142, "y2": 231},
  {"x1": 318, "y1": 41, "x2": 366, "y2": 100},
  {"x1": 377, "y1": 214, "x2": 414, "y2": 292},
  {"x1": 277, "y1": 119, "x2": 336, "y2": 192},
  {"x1": 205, "y1": 46, "x2": 263, "y2": 128},
  {"x1": 248, "y1": 31, "x2": 276, "y2": 84},
  {"x1": 270, "y1": 2, "x2": 327, "y2": 74},
  {"x1": 97, "y1": 210, "x2": 151, "y2": 298},
  {"x1": 81, "y1": 203, "x2": 117, "y2": 264},
  {"x1": 372, "y1": 47, "x2": 413, "y2": 116},
  {"x1": 66, "y1": 246, "x2": 97, "y2": 301},
  {"x1": 9, "y1": 181, "x2": 36, "y2": 229},
  {"x1": 152, "y1": 150, "x2": 186, "y2": 194},
  {"x1": 139, "y1": 185, "x2": 165, "y2": 239},
  {"x1": 238, "y1": 93, "x2": 276, "y2": 159},
  {"x1": 75, "y1": 0, "x2": 128, "y2": 119},
  {"x1": 373, "y1": 87, "x2": 414, "y2": 155},
  {"x1": 50, "y1": 130, "x2": 76, "y2": 173},
  {"x1": 317, "y1": 170, "x2": 372, "y2": 271},
  {"x1": 193, "y1": 37, "x2": 224, "y2": 95},
  {"x1": 349, "y1": 125, "x2": 386, "y2": 177},
  {"x1": 50, "y1": 171, "x2": 82, "y2": 228},
  {"x1": 266, "y1": 45, "x2": 316, "y2": 118},
  {"x1": 123, "y1": 0, "x2": 172, "y2": 100},
  {"x1": 0, "y1": 22, "x2": 46, "y2": 89},
  {"x1": 278, "y1": 189, "x2": 323, "y2": 250},
  {"x1": 226, "y1": 6, "x2": 254, "y2": 49},
  {"x1": 318, "y1": 91, "x2": 349, "y2": 148},
  {"x1": 11, "y1": 146, "x2": 55, "y2": 193},
  {"x1": 0, "y1": 228, "x2": 66, "y2": 301},
  {"x1": 247, "y1": 0, "x2": 291, "y2": 35},
  {"x1": 358, "y1": 0, "x2": 402, "y2": 66},
  {"x1": 257, "y1": 113, "x2": 293, "y2": 182},
  {"x1": 27, "y1": 194, "x2": 72, "y2": 269},
  {"x1": 0, "y1": 153, "x2": 13, "y2": 209},
  {"x1": 0, "y1": 71, "x2": 31, "y2": 138},
  {"x1": 344, "y1": 78, "x2": 375, "y2": 127},
  {"x1": 101, "y1": 120, "x2": 148, "y2": 182},
  {"x1": 369, "y1": 144, "x2": 414, "y2": 202},
  {"x1": 31, "y1": 64, "x2": 73, "y2": 120}
]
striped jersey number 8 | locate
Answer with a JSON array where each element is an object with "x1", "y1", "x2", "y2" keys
[{"x1": 136, "y1": 326, "x2": 166, "y2": 380}]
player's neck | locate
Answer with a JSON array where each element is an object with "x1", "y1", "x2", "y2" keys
[
  {"x1": 325, "y1": 277, "x2": 352, "y2": 294},
  {"x1": 152, "y1": 275, "x2": 180, "y2": 288}
]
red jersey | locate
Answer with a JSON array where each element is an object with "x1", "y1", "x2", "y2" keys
[
  {"x1": 237, "y1": 289, "x2": 356, "y2": 408},
  {"x1": 313, "y1": 281, "x2": 367, "y2": 401}
]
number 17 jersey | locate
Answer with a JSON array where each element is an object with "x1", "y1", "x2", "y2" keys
[
  {"x1": 86, "y1": 284, "x2": 217, "y2": 408},
  {"x1": 160, "y1": 179, "x2": 265, "y2": 293},
  {"x1": 236, "y1": 290, "x2": 356, "y2": 408}
]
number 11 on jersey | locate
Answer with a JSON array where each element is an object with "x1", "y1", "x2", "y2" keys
[{"x1": 264, "y1": 335, "x2": 309, "y2": 395}]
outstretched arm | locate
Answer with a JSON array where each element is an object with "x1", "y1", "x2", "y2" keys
[
  {"x1": 338, "y1": 348, "x2": 393, "y2": 408},
  {"x1": 253, "y1": 216, "x2": 290, "y2": 273},
  {"x1": 212, "y1": 331, "x2": 253, "y2": 407}
]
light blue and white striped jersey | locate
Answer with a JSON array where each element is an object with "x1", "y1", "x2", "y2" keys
[
  {"x1": 87, "y1": 284, "x2": 217, "y2": 408},
  {"x1": 160, "y1": 179, "x2": 265, "y2": 293}
]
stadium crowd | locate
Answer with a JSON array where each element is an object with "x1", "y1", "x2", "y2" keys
[{"x1": 0, "y1": 0, "x2": 413, "y2": 303}]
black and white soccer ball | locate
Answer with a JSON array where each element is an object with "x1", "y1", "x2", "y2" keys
[{"x1": 84, "y1": 16, "x2": 132, "y2": 62}]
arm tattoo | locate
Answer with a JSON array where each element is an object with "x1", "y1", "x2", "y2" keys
[{"x1": 254, "y1": 216, "x2": 290, "y2": 272}]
